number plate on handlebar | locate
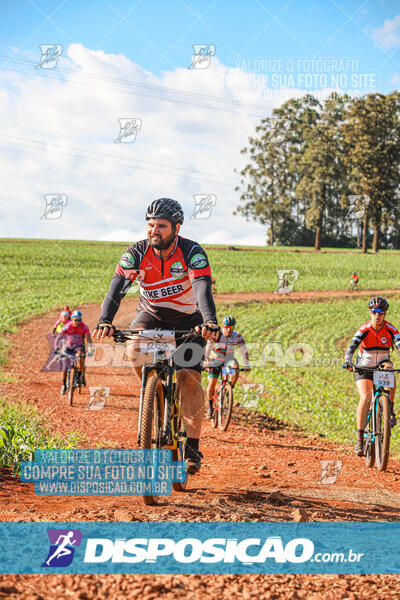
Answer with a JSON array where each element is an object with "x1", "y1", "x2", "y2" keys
[
  {"x1": 138, "y1": 330, "x2": 176, "y2": 354},
  {"x1": 373, "y1": 370, "x2": 395, "y2": 388},
  {"x1": 221, "y1": 366, "x2": 236, "y2": 376}
]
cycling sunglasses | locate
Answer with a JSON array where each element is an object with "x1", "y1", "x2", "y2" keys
[
  {"x1": 72, "y1": 317, "x2": 82, "y2": 322},
  {"x1": 371, "y1": 308, "x2": 384, "y2": 314}
]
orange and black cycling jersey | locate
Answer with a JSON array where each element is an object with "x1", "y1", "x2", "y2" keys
[
  {"x1": 344, "y1": 320, "x2": 400, "y2": 368},
  {"x1": 100, "y1": 236, "x2": 217, "y2": 325},
  {"x1": 351, "y1": 274, "x2": 359, "y2": 283}
]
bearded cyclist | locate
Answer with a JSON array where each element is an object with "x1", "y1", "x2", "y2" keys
[
  {"x1": 343, "y1": 297, "x2": 400, "y2": 456},
  {"x1": 92, "y1": 198, "x2": 220, "y2": 474},
  {"x1": 204, "y1": 315, "x2": 250, "y2": 419}
]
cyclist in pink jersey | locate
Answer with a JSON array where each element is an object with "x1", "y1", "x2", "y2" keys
[{"x1": 56, "y1": 310, "x2": 93, "y2": 394}]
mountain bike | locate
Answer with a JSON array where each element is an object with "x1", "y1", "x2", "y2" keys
[
  {"x1": 113, "y1": 328, "x2": 201, "y2": 506},
  {"x1": 347, "y1": 364, "x2": 400, "y2": 471},
  {"x1": 349, "y1": 279, "x2": 359, "y2": 292},
  {"x1": 210, "y1": 364, "x2": 246, "y2": 431},
  {"x1": 55, "y1": 349, "x2": 84, "y2": 407}
]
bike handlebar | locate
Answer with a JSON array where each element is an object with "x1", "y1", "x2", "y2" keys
[
  {"x1": 112, "y1": 328, "x2": 202, "y2": 342},
  {"x1": 343, "y1": 363, "x2": 400, "y2": 372},
  {"x1": 202, "y1": 366, "x2": 249, "y2": 371}
]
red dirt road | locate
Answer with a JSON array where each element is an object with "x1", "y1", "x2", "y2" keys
[
  {"x1": 2, "y1": 295, "x2": 400, "y2": 598},
  {"x1": 215, "y1": 288, "x2": 400, "y2": 304}
]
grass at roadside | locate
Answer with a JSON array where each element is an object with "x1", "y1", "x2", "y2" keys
[
  {"x1": 0, "y1": 398, "x2": 83, "y2": 473},
  {"x1": 216, "y1": 296, "x2": 400, "y2": 457}
]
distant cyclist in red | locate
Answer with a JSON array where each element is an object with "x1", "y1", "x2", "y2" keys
[
  {"x1": 92, "y1": 198, "x2": 220, "y2": 474},
  {"x1": 350, "y1": 272, "x2": 359, "y2": 290},
  {"x1": 63, "y1": 305, "x2": 72, "y2": 318},
  {"x1": 343, "y1": 297, "x2": 400, "y2": 456},
  {"x1": 57, "y1": 310, "x2": 93, "y2": 394}
]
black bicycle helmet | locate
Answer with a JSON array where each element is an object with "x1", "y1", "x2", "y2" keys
[
  {"x1": 145, "y1": 198, "x2": 184, "y2": 225},
  {"x1": 368, "y1": 296, "x2": 389, "y2": 312},
  {"x1": 222, "y1": 315, "x2": 236, "y2": 327}
]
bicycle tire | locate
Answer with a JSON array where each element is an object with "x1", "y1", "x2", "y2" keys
[
  {"x1": 172, "y1": 383, "x2": 187, "y2": 492},
  {"x1": 375, "y1": 393, "x2": 391, "y2": 472},
  {"x1": 219, "y1": 382, "x2": 233, "y2": 431},
  {"x1": 67, "y1": 367, "x2": 74, "y2": 407},
  {"x1": 139, "y1": 375, "x2": 164, "y2": 506},
  {"x1": 211, "y1": 386, "x2": 219, "y2": 429},
  {"x1": 365, "y1": 411, "x2": 375, "y2": 469}
]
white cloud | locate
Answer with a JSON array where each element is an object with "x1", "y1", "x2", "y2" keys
[
  {"x1": 371, "y1": 14, "x2": 400, "y2": 50},
  {"x1": 0, "y1": 44, "x2": 342, "y2": 246}
]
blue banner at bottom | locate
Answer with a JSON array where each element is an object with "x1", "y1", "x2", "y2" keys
[{"x1": 1, "y1": 522, "x2": 400, "y2": 574}]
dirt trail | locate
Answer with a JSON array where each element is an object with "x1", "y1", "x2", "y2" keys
[
  {"x1": 2, "y1": 296, "x2": 400, "y2": 598},
  {"x1": 215, "y1": 288, "x2": 400, "y2": 304}
]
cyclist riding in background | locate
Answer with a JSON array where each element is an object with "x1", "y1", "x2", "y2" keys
[
  {"x1": 204, "y1": 315, "x2": 250, "y2": 419},
  {"x1": 52, "y1": 310, "x2": 70, "y2": 334},
  {"x1": 92, "y1": 198, "x2": 220, "y2": 474},
  {"x1": 343, "y1": 297, "x2": 400, "y2": 456},
  {"x1": 350, "y1": 272, "x2": 359, "y2": 290},
  {"x1": 57, "y1": 310, "x2": 94, "y2": 394},
  {"x1": 63, "y1": 305, "x2": 72, "y2": 319}
]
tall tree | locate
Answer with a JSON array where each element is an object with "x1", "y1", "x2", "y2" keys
[
  {"x1": 342, "y1": 92, "x2": 400, "y2": 252},
  {"x1": 295, "y1": 94, "x2": 349, "y2": 250},
  {"x1": 235, "y1": 95, "x2": 321, "y2": 245}
]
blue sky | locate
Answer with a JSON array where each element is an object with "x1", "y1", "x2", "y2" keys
[
  {"x1": 1, "y1": 0, "x2": 399, "y2": 88},
  {"x1": 0, "y1": 0, "x2": 399, "y2": 243}
]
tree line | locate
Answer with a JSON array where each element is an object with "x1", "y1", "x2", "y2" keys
[{"x1": 235, "y1": 92, "x2": 400, "y2": 252}]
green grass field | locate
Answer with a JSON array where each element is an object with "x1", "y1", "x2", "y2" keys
[
  {"x1": 2, "y1": 238, "x2": 400, "y2": 456},
  {"x1": 1, "y1": 239, "x2": 399, "y2": 338}
]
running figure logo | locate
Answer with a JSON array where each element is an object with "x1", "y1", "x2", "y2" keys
[
  {"x1": 319, "y1": 460, "x2": 342, "y2": 485},
  {"x1": 36, "y1": 45, "x2": 63, "y2": 69},
  {"x1": 346, "y1": 195, "x2": 370, "y2": 220},
  {"x1": 86, "y1": 387, "x2": 109, "y2": 410},
  {"x1": 274, "y1": 270, "x2": 298, "y2": 294},
  {"x1": 190, "y1": 195, "x2": 217, "y2": 219},
  {"x1": 188, "y1": 44, "x2": 216, "y2": 69},
  {"x1": 114, "y1": 118, "x2": 142, "y2": 143},
  {"x1": 42, "y1": 529, "x2": 82, "y2": 567},
  {"x1": 40, "y1": 194, "x2": 67, "y2": 220}
]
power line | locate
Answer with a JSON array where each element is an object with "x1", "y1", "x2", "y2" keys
[
  {"x1": 0, "y1": 55, "x2": 272, "y2": 118},
  {"x1": 0, "y1": 134, "x2": 240, "y2": 186}
]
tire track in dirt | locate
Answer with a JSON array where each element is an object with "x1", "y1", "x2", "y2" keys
[{"x1": 2, "y1": 294, "x2": 400, "y2": 598}]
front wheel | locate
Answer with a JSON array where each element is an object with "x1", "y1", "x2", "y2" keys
[
  {"x1": 365, "y1": 410, "x2": 375, "y2": 468},
  {"x1": 67, "y1": 367, "x2": 74, "y2": 406},
  {"x1": 171, "y1": 383, "x2": 187, "y2": 493},
  {"x1": 139, "y1": 375, "x2": 164, "y2": 506},
  {"x1": 375, "y1": 393, "x2": 391, "y2": 472},
  {"x1": 211, "y1": 387, "x2": 219, "y2": 429},
  {"x1": 219, "y1": 382, "x2": 233, "y2": 431}
]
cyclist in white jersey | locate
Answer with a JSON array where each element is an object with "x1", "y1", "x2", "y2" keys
[{"x1": 204, "y1": 315, "x2": 250, "y2": 418}]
